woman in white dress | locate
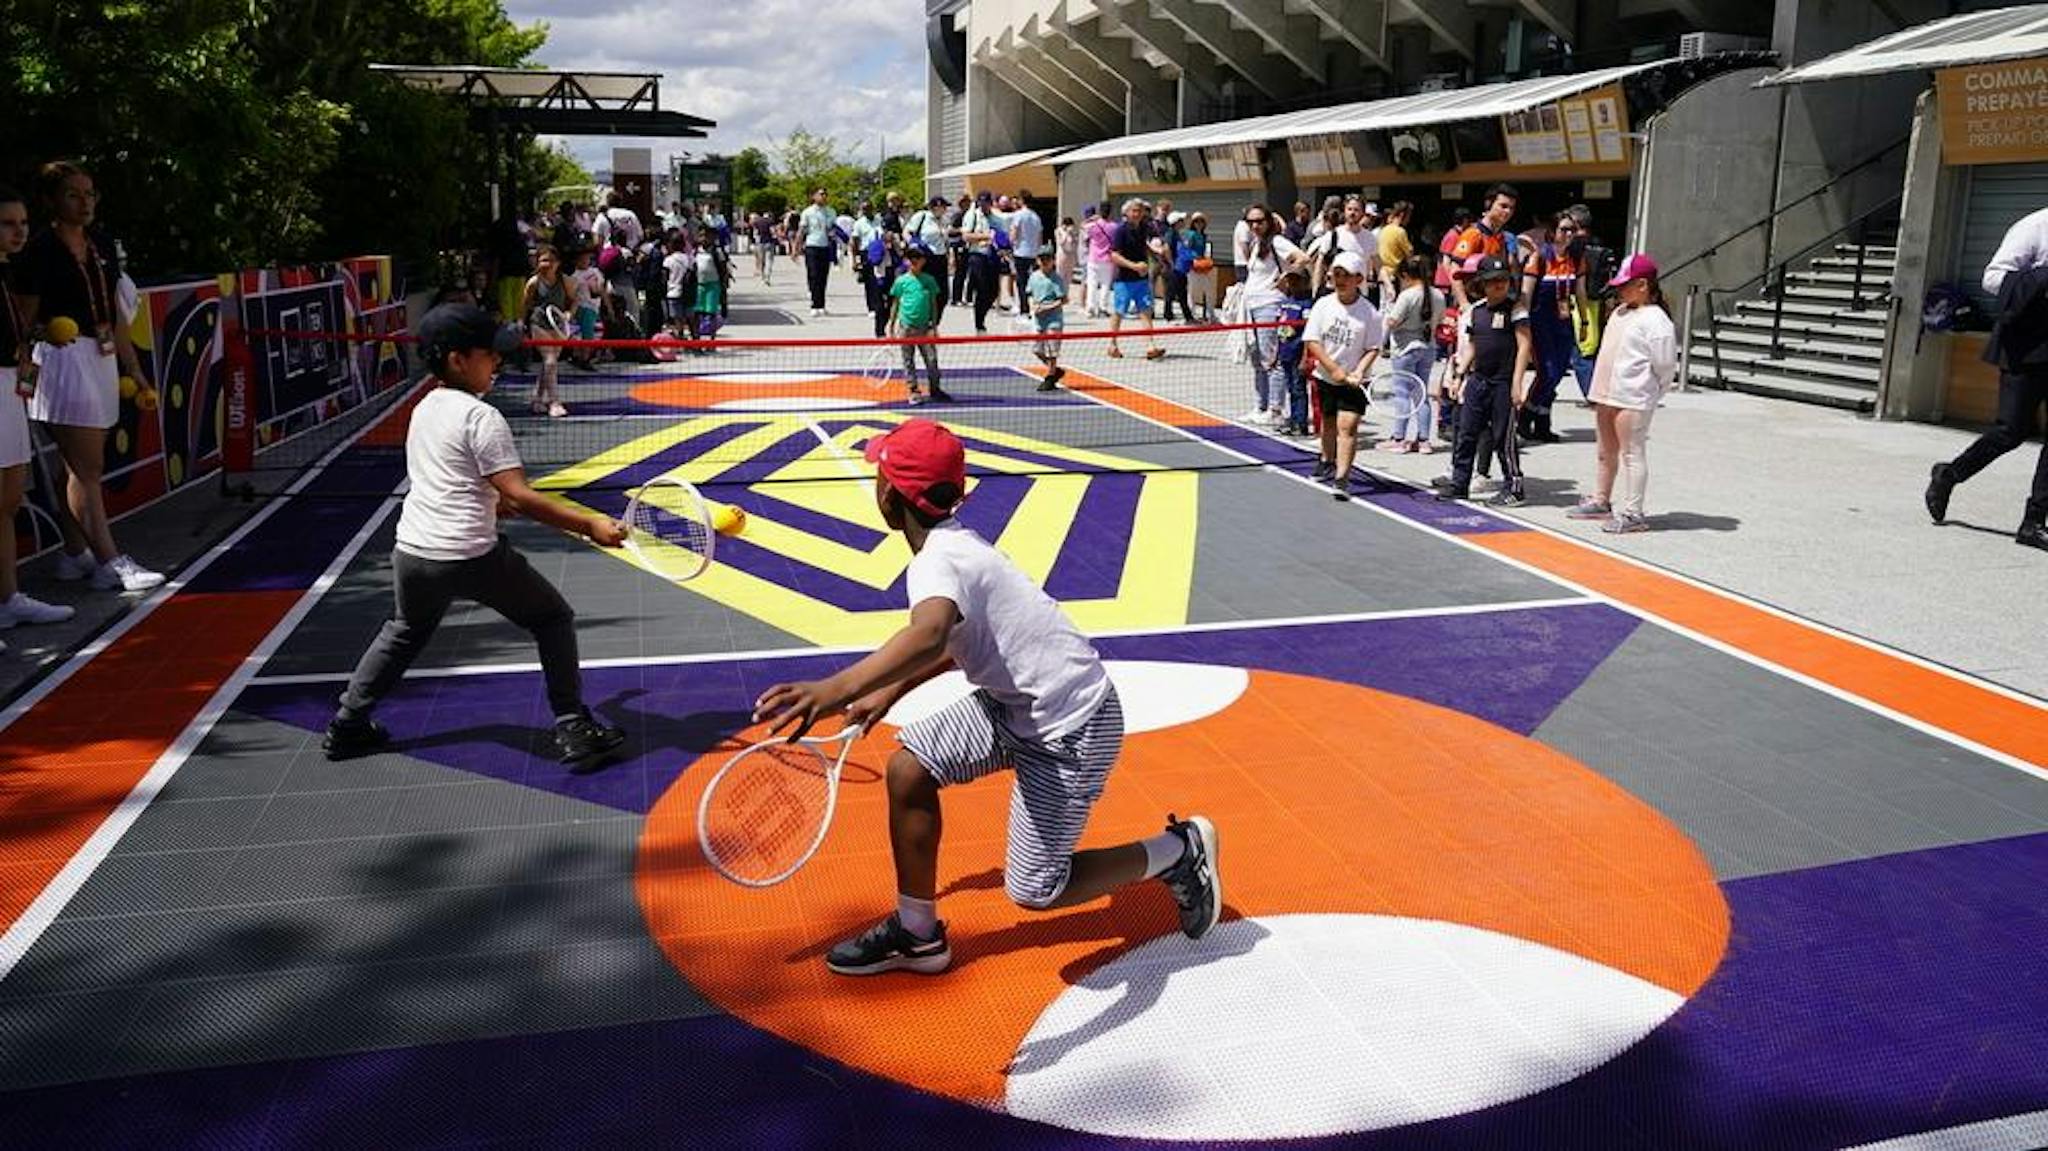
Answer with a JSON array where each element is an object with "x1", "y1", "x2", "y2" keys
[{"x1": 12, "y1": 163, "x2": 162, "y2": 593}]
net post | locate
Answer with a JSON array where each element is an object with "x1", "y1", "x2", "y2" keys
[{"x1": 218, "y1": 271, "x2": 257, "y2": 501}]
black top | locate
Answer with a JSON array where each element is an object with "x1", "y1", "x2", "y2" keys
[
  {"x1": 0, "y1": 264, "x2": 22, "y2": 364},
  {"x1": 1467, "y1": 298, "x2": 1528, "y2": 380},
  {"x1": 8, "y1": 228, "x2": 121, "y2": 334},
  {"x1": 1111, "y1": 219, "x2": 1154, "y2": 283}
]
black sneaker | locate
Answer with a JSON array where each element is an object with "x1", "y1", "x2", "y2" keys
[
  {"x1": 929, "y1": 386, "x2": 957, "y2": 403},
  {"x1": 1332, "y1": 476, "x2": 1352, "y2": 502},
  {"x1": 1429, "y1": 474, "x2": 1458, "y2": 491},
  {"x1": 1038, "y1": 368, "x2": 1064, "y2": 391},
  {"x1": 1158, "y1": 814, "x2": 1222, "y2": 941},
  {"x1": 826, "y1": 914, "x2": 952, "y2": 976},
  {"x1": 2019, "y1": 522, "x2": 2048, "y2": 552},
  {"x1": 1488, "y1": 488, "x2": 1528, "y2": 508},
  {"x1": 554, "y1": 712, "x2": 626, "y2": 771},
  {"x1": 322, "y1": 714, "x2": 390, "y2": 761},
  {"x1": 1926, "y1": 462, "x2": 1956, "y2": 524},
  {"x1": 1311, "y1": 459, "x2": 1336, "y2": 483},
  {"x1": 1435, "y1": 487, "x2": 1471, "y2": 502}
]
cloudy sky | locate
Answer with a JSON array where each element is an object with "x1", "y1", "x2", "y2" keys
[{"x1": 503, "y1": 0, "x2": 929, "y2": 172}]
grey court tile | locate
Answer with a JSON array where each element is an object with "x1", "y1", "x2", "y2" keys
[
  {"x1": 241, "y1": 788, "x2": 404, "y2": 847},
  {"x1": 1876, "y1": 785, "x2": 2048, "y2": 841},
  {"x1": 381, "y1": 781, "x2": 551, "y2": 835},
  {"x1": 149, "y1": 754, "x2": 295, "y2": 804},
  {"x1": 487, "y1": 876, "x2": 660, "y2": 952},
  {"x1": 110, "y1": 797, "x2": 271, "y2": 856},
  {"x1": 1701, "y1": 802, "x2": 1859, "y2": 879},
  {"x1": 57, "y1": 849, "x2": 241, "y2": 921},
  {"x1": 212, "y1": 839, "x2": 442, "y2": 904},
  {"x1": 0, "y1": 985, "x2": 154, "y2": 1089}
]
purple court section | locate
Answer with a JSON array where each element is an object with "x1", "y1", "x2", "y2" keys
[
  {"x1": 234, "y1": 604, "x2": 1638, "y2": 814},
  {"x1": 184, "y1": 449, "x2": 408, "y2": 593},
  {"x1": 1040, "y1": 473, "x2": 1144, "y2": 602},
  {"x1": 1186, "y1": 424, "x2": 1522, "y2": 535},
  {"x1": 8, "y1": 832, "x2": 2043, "y2": 1149}
]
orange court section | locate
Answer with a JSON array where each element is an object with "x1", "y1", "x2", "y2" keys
[
  {"x1": 1051, "y1": 366, "x2": 1227, "y2": 428},
  {"x1": 1473, "y1": 532, "x2": 2048, "y2": 772},
  {"x1": 630, "y1": 374, "x2": 899, "y2": 409},
  {"x1": 635, "y1": 668, "x2": 1729, "y2": 1110},
  {"x1": 0, "y1": 591, "x2": 302, "y2": 927}
]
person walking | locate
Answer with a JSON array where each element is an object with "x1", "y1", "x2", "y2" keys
[
  {"x1": 1007, "y1": 191, "x2": 1044, "y2": 318},
  {"x1": 1927, "y1": 204, "x2": 2048, "y2": 551},
  {"x1": 1054, "y1": 214, "x2": 1080, "y2": 301},
  {"x1": 1084, "y1": 203, "x2": 1116, "y2": 318},
  {"x1": 906, "y1": 196, "x2": 951, "y2": 322},
  {"x1": 1185, "y1": 213, "x2": 1217, "y2": 323},
  {"x1": 1106, "y1": 199, "x2": 1168, "y2": 360},
  {"x1": 798, "y1": 187, "x2": 836, "y2": 316},
  {"x1": 1568, "y1": 256, "x2": 1677, "y2": 534},
  {"x1": 958, "y1": 192, "x2": 1003, "y2": 334}
]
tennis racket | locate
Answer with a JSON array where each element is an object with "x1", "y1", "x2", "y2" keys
[
  {"x1": 531, "y1": 304, "x2": 571, "y2": 338},
  {"x1": 859, "y1": 343, "x2": 895, "y2": 388},
  {"x1": 621, "y1": 476, "x2": 715, "y2": 582},
  {"x1": 1381, "y1": 369, "x2": 1428, "y2": 431},
  {"x1": 697, "y1": 723, "x2": 867, "y2": 887}
]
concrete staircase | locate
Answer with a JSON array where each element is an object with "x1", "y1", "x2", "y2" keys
[{"x1": 1687, "y1": 241, "x2": 1895, "y2": 413}]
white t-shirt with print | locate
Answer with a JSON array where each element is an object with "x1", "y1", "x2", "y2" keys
[
  {"x1": 1303, "y1": 291, "x2": 1386, "y2": 385},
  {"x1": 395, "y1": 386, "x2": 523, "y2": 562},
  {"x1": 906, "y1": 520, "x2": 1111, "y2": 741}
]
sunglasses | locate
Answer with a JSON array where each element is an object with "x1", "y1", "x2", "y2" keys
[{"x1": 1244, "y1": 215, "x2": 1269, "y2": 224}]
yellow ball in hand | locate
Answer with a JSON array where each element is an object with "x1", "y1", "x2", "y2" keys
[
  {"x1": 44, "y1": 316, "x2": 80, "y2": 345},
  {"x1": 135, "y1": 387, "x2": 160, "y2": 412},
  {"x1": 712, "y1": 503, "x2": 747, "y2": 536},
  {"x1": 119, "y1": 375, "x2": 138, "y2": 399}
]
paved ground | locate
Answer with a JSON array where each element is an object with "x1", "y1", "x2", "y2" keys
[{"x1": 1, "y1": 255, "x2": 2043, "y2": 1150}]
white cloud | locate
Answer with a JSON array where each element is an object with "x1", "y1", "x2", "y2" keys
[{"x1": 502, "y1": 0, "x2": 927, "y2": 171}]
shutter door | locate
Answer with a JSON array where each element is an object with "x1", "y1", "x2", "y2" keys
[
  {"x1": 1958, "y1": 162, "x2": 2048, "y2": 308},
  {"x1": 935, "y1": 90, "x2": 969, "y2": 200},
  {"x1": 1153, "y1": 190, "x2": 1261, "y2": 261}
]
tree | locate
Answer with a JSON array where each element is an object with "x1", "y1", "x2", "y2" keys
[
  {"x1": 877, "y1": 154, "x2": 927, "y2": 207},
  {"x1": 731, "y1": 147, "x2": 771, "y2": 202}
]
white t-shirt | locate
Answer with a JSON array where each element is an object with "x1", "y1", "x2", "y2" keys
[
  {"x1": 395, "y1": 386, "x2": 523, "y2": 562},
  {"x1": 1237, "y1": 234, "x2": 1304, "y2": 310},
  {"x1": 906, "y1": 520, "x2": 1111, "y2": 741},
  {"x1": 1303, "y1": 292, "x2": 1386, "y2": 385},
  {"x1": 663, "y1": 251, "x2": 689, "y2": 298}
]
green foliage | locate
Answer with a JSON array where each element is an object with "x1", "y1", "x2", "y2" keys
[
  {"x1": 0, "y1": 0, "x2": 558, "y2": 272},
  {"x1": 877, "y1": 154, "x2": 927, "y2": 207},
  {"x1": 742, "y1": 189, "x2": 789, "y2": 218},
  {"x1": 731, "y1": 147, "x2": 772, "y2": 200}
]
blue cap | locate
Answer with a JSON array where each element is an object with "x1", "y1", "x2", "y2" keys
[{"x1": 418, "y1": 302, "x2": 522, "y2": 362}]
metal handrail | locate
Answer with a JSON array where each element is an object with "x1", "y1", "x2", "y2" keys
[
  {"x1": 1659, "y1": 134, "x2": 1910, "y2": 284},
  {"x1": 1696, "y1": 194, "x2": 1902, "y2": 389}
]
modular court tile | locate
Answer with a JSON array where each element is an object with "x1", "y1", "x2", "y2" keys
[{"x1": 0, "y1": 364, "x2": 2042, "y2": 1148}]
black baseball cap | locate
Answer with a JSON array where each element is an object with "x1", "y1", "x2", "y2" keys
[
  {"x1": 928, "y1": 194, "x2": 949, "y2": 207},
  {"x1": 1473, "y1": 255, "x2": 1513, "y2": 282},
  {"x1": 418, "y1": 302, "x2": 521, "y2": 363}
]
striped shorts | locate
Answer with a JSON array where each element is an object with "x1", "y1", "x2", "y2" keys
[{"x1": 898, "y1": 684, "x2": 1125, "y2": 908}]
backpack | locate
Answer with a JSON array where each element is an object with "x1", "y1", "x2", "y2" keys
[
  {"x1": 992, "y1": 220, "x2": 1013, "y2": 252},
  {"x1": 864, "y1": 233, "x2": 888, "y2": 268},
  {"x1": 1922, "y1": 283, "x2": 1976, "y2": 332}
]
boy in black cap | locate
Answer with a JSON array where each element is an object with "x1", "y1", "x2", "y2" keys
[
  {"x1": 324, "y1": 302, "x2": 630, "y2": 769},
  {"x1": 1434, "y1": 256, "x2": 1530, "y2": 506}
]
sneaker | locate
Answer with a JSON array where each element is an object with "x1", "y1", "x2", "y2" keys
[
  {"x1": 1429, "y1": 474, "x2": 1457, "y2": 491},
  {"x1": 323, "y1": 714, "x2": 391, "y2": 761},
  {"x1": 1039, "y1": 367, "x2": 1065, "y2": 391},
  {"x1": 2019, "y1": 522, "x2": 2048, "y2": 552},
  {"x1": 929, "y1": 386, "x2": 956, "y2": 403},
  {"x1": 1602, "y1": 513, "x2": 1650, "y2": 534},
  {"x1": 53, "y1": 551, "x2": 95, "y2": 582},
  {"x1": 826, "y1": 914, "x2": 952, "y2": 976},
  {"x1": 1434, "y1": 488, "x2": 1471, "y2": 502},
  {"x1": 94, "y1": 555, "x2": 165, "y2": 593},
  {"x1": 529, "y1": 400, "x2": 549, "y2": 415},
  {"x1": 554, "y1": 711, "x2": 626, "y2": 771},
  {"x1": 1144, "y1": 347, "x2": 1166, "y2": 360},
  {"x1": 1473, "y1": 477, "x2": 1499, "y2": 494},
  {"x1": 547, "y1": 402, "x2": 569, "y2": 419},
  {"x1": 1240, "y1": 409, "x2": 1267, "y2": 425},
  {"x1": 1566, "y1": 498, "x2": 1612, "y2": 520},
  {"x1": 1413, "y1": 441, "x2": 1434, "y2": 455},
  {"x1": 1488, "y1": 488, "x2": 1528, "y2": 508},
  {"x1": 1158, "y1": 814, "x2": 1222, "y2": 941},
  {"x1": 1106, "y1": 347, "x2": 1124, "y2": 358},
  {"x1": 1332, "y1": 476, "x2": 1352, "y2": 502},
  {"x1": 1311, "y1": 459, "x2": 1336, "y2": 483},
  {"x1": 0, "y1": 593, "x2": 75, "y2": 628},
  {"x1": 1925, "y1": 462, "x2": 1956, "y2": 524}
]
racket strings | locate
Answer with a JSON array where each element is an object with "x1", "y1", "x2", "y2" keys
[
  {"x1": 701, "y1": 743, "x2": 833, "y2": 881},
  {"x1": 625, "y1": 489, "x2": 714, "y2": 581}
]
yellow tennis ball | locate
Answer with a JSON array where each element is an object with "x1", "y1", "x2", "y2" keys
[
  {"x1": 44, "y1": 316, "x2": 80, "y2": 345},
  {"x1": 119, "y1": 375, "x2": 138, "y2": 399},
  {"x1": 713, "y1": 503, "x2": 746, "y2": 536},
  {"x1": 135, "y1": 387, "x2": 159, "y2": 412}
]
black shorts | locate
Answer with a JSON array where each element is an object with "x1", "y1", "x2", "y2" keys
[{"x1": 1317, "y1": 379, "x2": 1368, "y2": 416}]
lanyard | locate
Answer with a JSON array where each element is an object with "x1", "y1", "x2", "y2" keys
[
  {"x1": 62, "y1": 232, "x2": 112, "y2": 328},
  {"x1": 0, "y1": 273, "x2": 23, "y2": 353}
]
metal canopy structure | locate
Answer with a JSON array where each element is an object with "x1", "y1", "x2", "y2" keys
[
  {"x1": 929, "y1": 145, "x2": 1073, "y2": 180},
  {"x1": 1760, "y1": 4, "x2": 2048, "y2": 87},
  {"x1": 368, "y1": 64, "x2": 715, "y2": 137},
  {"x1": 1044, "y1": 61, "x2": 1667, "y2": 166}
]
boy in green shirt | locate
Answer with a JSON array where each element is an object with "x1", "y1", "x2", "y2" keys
[{"x1": 887, "y1": 245, "x2": 952, "y2": 405}]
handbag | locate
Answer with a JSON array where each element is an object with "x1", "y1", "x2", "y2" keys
[{"x1": 1191, "y1": 257, "x2": 1215, "y2": 273}]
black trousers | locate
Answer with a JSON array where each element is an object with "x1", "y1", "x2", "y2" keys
[
  {"x1": 1165, "y1": 269, "x2": 1191, "y2": 321},
  {"x1": 339, "y1": 540, "x2": 582, "y2": 721},
  {"x1": 1948, "y1": 366, "x2": 2048, "y2": 525},
  {"x1": 925, "y1": 252, "x2": 950, "y2": 322},
  {"x1": 965, "y1": 252, "x2": 1000, "y2": 332},
  {"x1": 803, "y1": 246, "x2": 832, "y2": 310},
  {"x1": 861, "y1": 266, "x2": 890, "y2": 337},
  {"x1": 1449, "y1": 374, "x2": 1524, "y2": 494},
  {"x1": 950, "y1": 248, "x2": 971, "y2": 305}
]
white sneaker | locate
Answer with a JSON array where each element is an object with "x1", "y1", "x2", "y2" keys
[
  {"x1": 95, "y1": 555, "x2": 165, "y2": 593},
  {"x1": 54, "y1": 551, "x2": 96, "y2": 581},
  {"x1": 0, "y1": 592, "x2": 74, "y2": 627},
  {"x1": 547, "y1": 402, "x2": 569, "y2": 418},
  {"x1": 1239, "y1": 409, "x2": 1268, "y2": 424}
]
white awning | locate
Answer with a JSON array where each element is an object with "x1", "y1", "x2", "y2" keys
[
  {"x1": 1042, "y1": 61, "x2": 1667, "y2": 166},
  {"x1": 1760, "y1": 5, "x2": 2048, "y2": 86},
  {"x1": 928, "y1": 146, "x2": 1072, "y2": 180}
]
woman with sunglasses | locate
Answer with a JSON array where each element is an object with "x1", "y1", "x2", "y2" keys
[
  {"x1": 1519, "y1": 210, "x2": 1593, "y2": 443},
  {"x1": 1234, "y1": 203, "x2": 1309, "y2": 427}
]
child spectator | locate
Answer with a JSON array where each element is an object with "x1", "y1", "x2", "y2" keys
[
  {"x1": 1304, "y1": 252, "x2": 1385, "y2": 501},
  {"x1": 1434, "y1": 256, "x2": 1530, "y2": 507},
  {"x1": 1380, "y1": 254, "x2": 1445, "y2": 453},
  {"x1": 888, "y1": 246, "x2": 953, "y2": 405},
  {"x1": 1274, "y1": 269, "x2": 1312, "y2": 437},
  {"x1": 693, "y1": 225, "x2": 727, "y2": 348},
  {"x1": 662, "y1": 231, "x2": 692, "y2": 336},
  {"x1": 1027, "y1": 248, "x2": 1068, "y2": 392}
]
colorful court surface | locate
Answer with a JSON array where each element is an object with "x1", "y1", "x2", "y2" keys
[{"x1": 1, "y1": 363, "x2": 2045, "y2": 1150}]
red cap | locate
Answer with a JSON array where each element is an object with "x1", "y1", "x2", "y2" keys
[
  {"x1": 1608, "y1": 252, "x2": 1660, "y2": 289},
  {"x1": 864, "y1": 418, "x2": 967, "y2": 518}
]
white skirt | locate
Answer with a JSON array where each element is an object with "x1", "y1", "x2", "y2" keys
[
  {"x1": 28, "y1": 339, "x2": 119, "y2": 429},
  {"x1": 0, "y1": 368, "x2": 30, "y2": 468}
]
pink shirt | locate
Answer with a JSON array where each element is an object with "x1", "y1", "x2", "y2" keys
[{"x1": 1086, "y1": 217, "x2": 1116, "y2": 263}]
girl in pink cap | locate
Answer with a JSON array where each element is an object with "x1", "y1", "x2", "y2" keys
[{"x1": 1569, "y1": 255, "x2": 1678, "y2": 533}]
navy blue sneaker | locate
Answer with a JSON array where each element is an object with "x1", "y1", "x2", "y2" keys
[
  {"x1": 322, "y1": 714, "x2": 390, "y2": 761},
  {"x1": 1159, "y1": 814, "x2": 1222, "y2": 941},
  {"x1": 826, "y1": 914, "x2": 952, "y2": 976}
]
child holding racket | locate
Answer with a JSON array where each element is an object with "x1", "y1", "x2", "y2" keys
[
  {"x1": 753, "y1": 419, "x2": 1222, "y2": 976},
  {"x1": 886, "y1": 245, "x2": 952, "y2": 404},
  {"x1": 1025, "y1": 247, "x2": 1067, "y2": 391},
  {"x1": 1305, "y1": 252, "x2": 1385, "y2": 502},
  {"x1": 324, "y1": 302, "x2": 629, "y2": 771}
]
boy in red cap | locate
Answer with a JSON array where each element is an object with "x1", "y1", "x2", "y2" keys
[{"x1": 753, "y1": 418, "x2": 1223, "y2": 976}]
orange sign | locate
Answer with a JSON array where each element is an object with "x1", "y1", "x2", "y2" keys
[{"x1": 1938, "y1": 56, "x2": 2048, "y2": 166}]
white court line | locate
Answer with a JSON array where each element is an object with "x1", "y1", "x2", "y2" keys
[
  {"x1": 1057, "y1": 370, "x2": 2048, "y2": 785},
  {"x1": 804, "y1": 416, "x2": 868, "y2": 480},
  {"x1": 242, "y1": 596, "x2": 1601, "y2": 686},
  {"x1": 0, "y1": 382, "x2": 426, "y2": 982},
  {"x1": 1842, "y1": 1109, "x2": 2048, "y2": 1151}
]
